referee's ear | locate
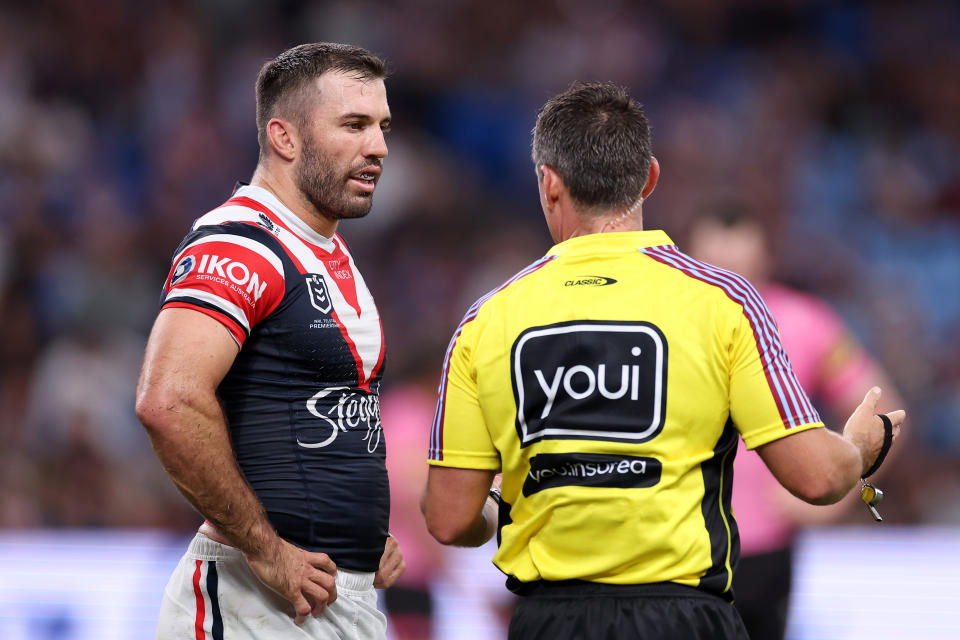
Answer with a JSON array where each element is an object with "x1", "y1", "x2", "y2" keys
[
  {"x1": 641, "y1": 157, "x2": 660, "y2": 201},
  {"x1": 538, "y1": 165, "x2": 565, "y2": 212}
]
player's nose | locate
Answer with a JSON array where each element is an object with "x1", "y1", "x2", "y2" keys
[{"x1": 363, "y1": 127, "x2": 388, "y2": 160}]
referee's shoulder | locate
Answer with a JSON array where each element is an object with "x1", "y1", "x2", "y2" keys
[
  {"x1": 461, "y1": 254, "x2": 558, "y2": 321},
  {"x1": 641, "y1": 246, "x2": 759, "y2": 310}
]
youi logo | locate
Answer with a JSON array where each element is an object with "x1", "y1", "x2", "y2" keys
[
  {"x1": 170, "y1": 255, "x2": 196, "y2": 285},
  {"x1": 511, "y1": 321, "x2": 668, "y2": 447}
]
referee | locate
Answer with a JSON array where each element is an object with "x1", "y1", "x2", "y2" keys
[{"x1": 420, "y1": 82, "x2": 905, "y2": 639}]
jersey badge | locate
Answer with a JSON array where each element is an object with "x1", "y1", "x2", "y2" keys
[
  {"x1": 306, "y1": 273, "x2": 332, "y2": 314},
  {"x1": 170, "y1": 255, "x2": 196, "y2": 286}
]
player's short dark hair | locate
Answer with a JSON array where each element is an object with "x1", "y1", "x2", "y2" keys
[
  {"x1": 255, "y1": 42, "x2": 387, "y2": 152},
  {"x1": 532, "y1": 82, "x2": 652, "y2": 212}
]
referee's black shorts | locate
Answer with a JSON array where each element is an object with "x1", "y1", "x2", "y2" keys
[{"x1": 507, "y1": 580, "x2": 749, "y2": 640}]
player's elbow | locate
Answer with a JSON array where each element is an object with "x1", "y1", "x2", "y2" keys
[{"x1": 134, "y1": 381, "x2": 186, "y2": 436}]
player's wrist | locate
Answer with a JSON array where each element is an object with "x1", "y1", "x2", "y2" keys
[{"x1": 233, "y1": 520, "x2": 282, "y2": 561}]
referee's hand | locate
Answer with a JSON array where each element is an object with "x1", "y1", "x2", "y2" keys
[
  {"x1": 245, "y1": 538, "x2": 338, "y2": 625},
  {"x1": 842, "y1": 387, "x2": 905, "y2": 477}
]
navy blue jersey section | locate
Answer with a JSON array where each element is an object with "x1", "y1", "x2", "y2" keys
[{"x1": 162, "y1": 197, "x2": 389, "y2": 572}]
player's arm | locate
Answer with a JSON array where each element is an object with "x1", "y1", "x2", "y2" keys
[
  {"x1": 421, "y1": 467, "x2": 498, "y2": 547},
  {"x1": 135, "y1": 307, "x2": 336, "y2": 623},
  {"x1": 757, "y1": 389, "x2": 905, "y2": 505}
]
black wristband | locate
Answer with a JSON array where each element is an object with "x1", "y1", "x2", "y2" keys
[
  {"x1": 862, "y1": 414, "x2": 894, "y2": 479},
  {"x1": 488, "y1": 487, "x2": 502, "y2": 505}
]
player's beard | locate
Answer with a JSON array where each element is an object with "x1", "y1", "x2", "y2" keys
[{"x1": 296, "y1": 133, "x2": 376, "y2": 221}]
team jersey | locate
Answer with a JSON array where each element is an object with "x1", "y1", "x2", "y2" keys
[
  {"x1": 161, "y1": 184, "x2": 388, "y2": 572},
  {"x1": 428, "y1": 230, "x2": 822, "y2": 598}
]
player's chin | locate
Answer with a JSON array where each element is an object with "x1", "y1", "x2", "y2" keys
[{"x1": 336, "y1": 195, "x2": 374, "y2": 220}]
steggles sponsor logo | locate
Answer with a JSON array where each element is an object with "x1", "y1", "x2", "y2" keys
[
  {"x1": 299, "y1": 387, "x2": 383, "y2": 453},
  {"x1": 193, "y1": 254, "x2": 268, "y2": 304}
]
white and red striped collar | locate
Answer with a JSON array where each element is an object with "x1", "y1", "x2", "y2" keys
[{"x1": 233, "y1": 184, "x2": 339, "y2": 252}]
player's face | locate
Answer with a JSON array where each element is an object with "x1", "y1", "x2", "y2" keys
[{"x1": 295, "y1": 70, "x2": 391, "y2": 222}]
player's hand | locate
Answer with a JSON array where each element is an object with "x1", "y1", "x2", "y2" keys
[
  {"x1": 842, "y1": 387, "x2": 905, "y2": 476},
  {"x1": 244, "y1": 538, "x2": 338, "y2": 625},
  {"x1": 373, "y1": 534, "x2": 405, "y2": 589}
]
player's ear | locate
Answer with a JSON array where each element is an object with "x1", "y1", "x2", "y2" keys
[
  {"x1": 641, "y1": 157, "x2": 660, "y2": 200},
  {"x1": 265, "y1": 117, "x2": 298, "y2": 162}
]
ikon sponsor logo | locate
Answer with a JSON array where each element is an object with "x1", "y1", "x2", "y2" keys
[
  {"x1": 298, "y1": 387, "x2": 383, "y2": 453},
  {"x1": 522, "y1": 452, "x2": 662, "y2": 496},
  {"x1": 511, "y1": 320, "x2": 667, "y2": 446},
  {"x1": 189, "y1": 254, "x2": 268, "y2": 302},
  {"x1": 564, "y1": 275, "x2": 618, "y2": 287}
]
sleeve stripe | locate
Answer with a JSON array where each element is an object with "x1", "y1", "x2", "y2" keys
[
  {"x1": 643, "y1": 245, "x2": 819, "y2": 428},
  {"x1": 165, "y1": 288, "x2": 251, "y2": 333},
  {"x1": 171, "y1": 233, "x2": 285, "y2": 280},
  {"x1": 670, "y1": 245, "x2": 820, "y2": 425},
  {"x1": 653, "y1": 248, "x2": 806, "y2": 427},
  {"x1": 429, "y1": 255, "x2": 556, "y2": 461}
]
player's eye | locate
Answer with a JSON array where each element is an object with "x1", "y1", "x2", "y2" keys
[{"x1": 346, "y1": 121, "x2": 363, "y2": 130}]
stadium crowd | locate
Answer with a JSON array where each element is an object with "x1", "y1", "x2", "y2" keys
[{"x1": 0, "y1": 0, "x2": 958, "y2": 634}]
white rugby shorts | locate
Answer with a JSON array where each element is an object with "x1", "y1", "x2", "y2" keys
[{"x1": 157, "y1": 533, "x2": 387, "y2": 639}]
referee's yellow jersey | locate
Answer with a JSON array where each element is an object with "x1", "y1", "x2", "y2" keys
[{"x1": 428, "y1": 230, "x2": 823, "y2": 599}]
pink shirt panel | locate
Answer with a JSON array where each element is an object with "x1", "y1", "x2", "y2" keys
[{"x1": 733, "y1": 284, "x2": 872, "y2": 554}]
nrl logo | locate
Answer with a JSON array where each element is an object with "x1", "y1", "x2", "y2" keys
[{"x1": 306, "y1": 273, "x2": 332, "y2": 313}]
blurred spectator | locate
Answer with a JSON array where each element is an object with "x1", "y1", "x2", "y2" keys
[{"x1": 687, "y1": 202, "x2": 906, "y2": 640}]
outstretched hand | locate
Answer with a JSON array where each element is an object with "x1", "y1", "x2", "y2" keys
[
  {"x1": 842, "y1": 387, "x2": 906, "y2": 477},
  {"x1": 245, "y1": 538, "x2": 338, "y2": 625},
  {"x1": 374, "y1": 534, "x2": 405, "y2": 589}
]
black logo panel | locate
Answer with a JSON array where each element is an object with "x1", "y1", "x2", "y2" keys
[
  {"x1": 522, "y1": 453, "x2": 662, "y2": 497},
  {"x1": 511, "y1": 321, "x2": 667, "y2": 447}
]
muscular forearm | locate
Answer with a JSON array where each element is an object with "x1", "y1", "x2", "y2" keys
[
  {"x1": 812, "y1": 429, "x2": 864, "y2": 504},
  {"x1": 445, "y1": 496, "x2": 499, "y2": 547},
  {"x1": 421, "y1": 466, "x2": 499, "y2": 547},
  {"x1": 759, "y1": 388, "x2": 904, "y2": 506},
  {"x1": 138, "y1": 392, "x2": 278, "y2": 556}
]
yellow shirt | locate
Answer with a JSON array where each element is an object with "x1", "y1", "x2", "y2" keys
[{"x1": 428, "y1": 231, "x2": 822, "y2": 598}]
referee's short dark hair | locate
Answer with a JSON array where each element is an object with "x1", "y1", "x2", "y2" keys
[
  {"x1": 255, "y1": 42, "x2": 387, "y2": 153},
  {"x1": 532, "y1": 82, "x2": 652, "y2": 213}
]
